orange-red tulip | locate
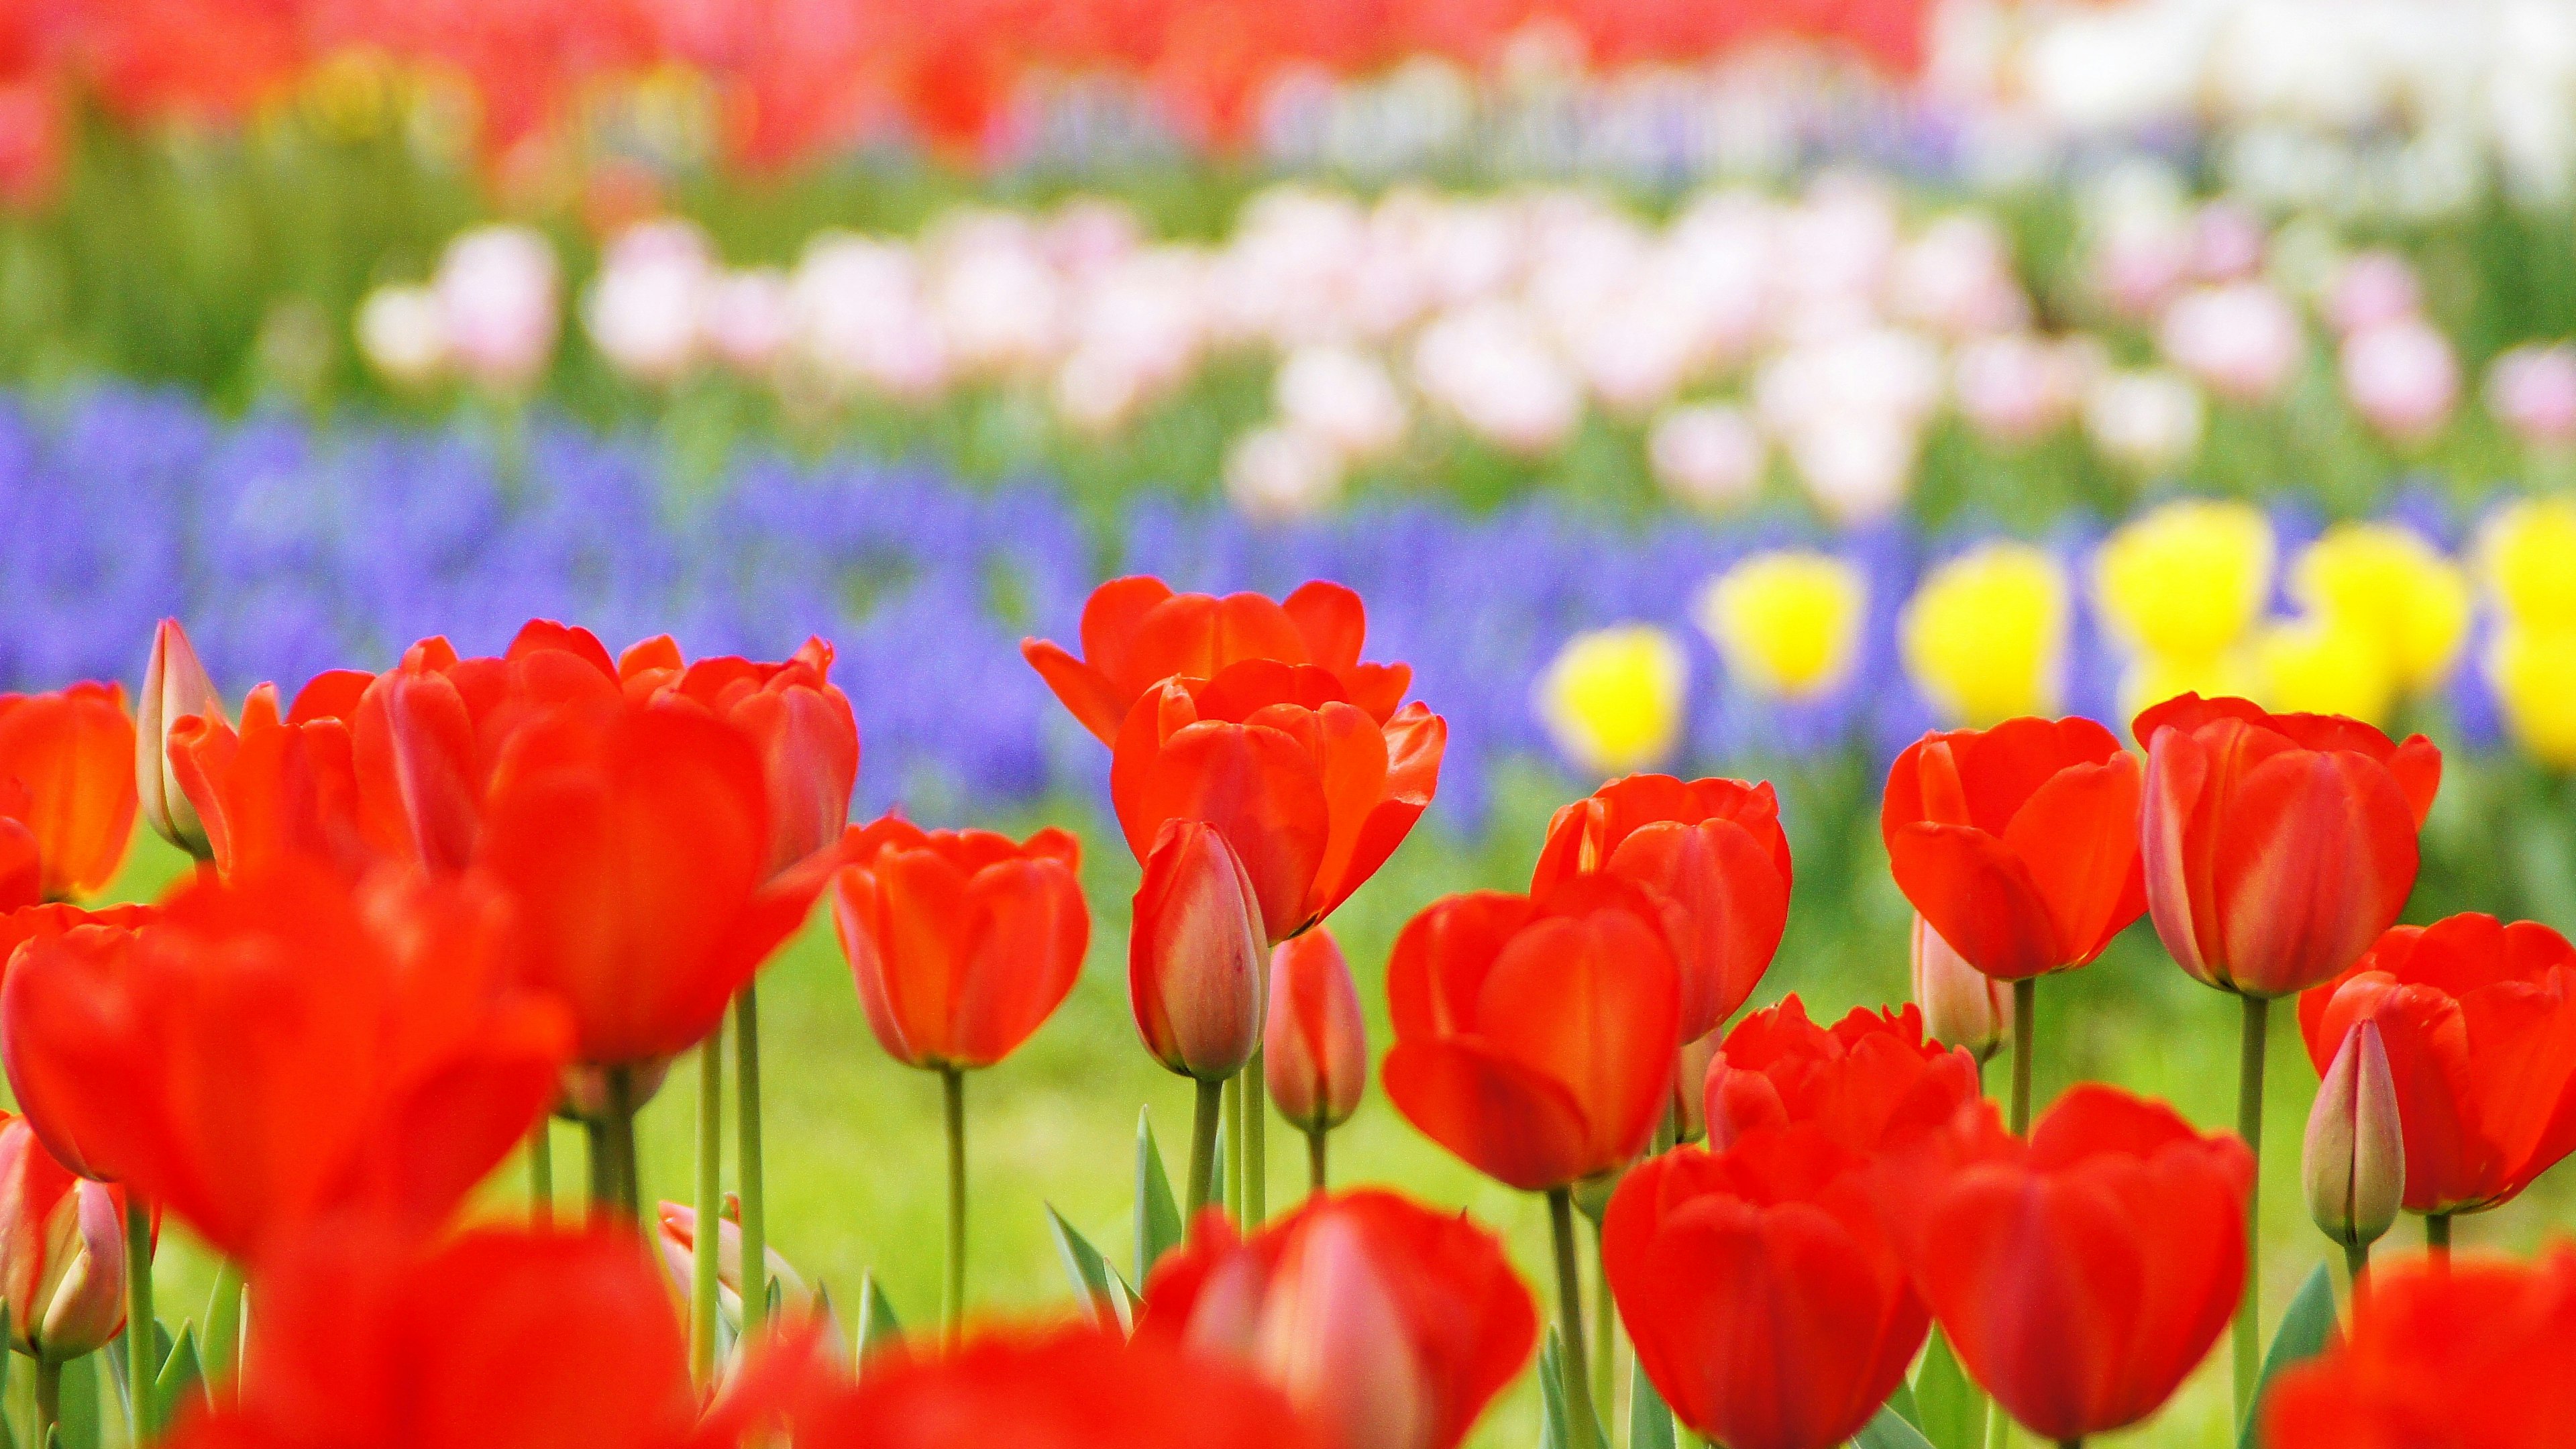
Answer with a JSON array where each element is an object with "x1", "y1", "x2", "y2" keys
[
  {"x1": 1024, "y1": 577, "x2": 1413, "y2": 745},
  {"x1": 2298, "y1": 913, "x2": 2576, "y2": 1215},
  {"x1": 1131, "y1": 819, "x2": 1269, "y2": 1081},
  {"x1": 1911, "y1": 914, "x2": 2012, "y2": 1062},
  {"x1": 1137, "y1": 1190, "x2": 1536, "y2": 1449},
  {"x1": 2261, "y1": 1250, "x2": 2576, "y2": 1449},
  {"x1": 0, "y1": 863, "x2": 571, "y2": 1260},
  {"x1": 1606, "y1": 1128, "x2": 1929, "y2": 1449},
  {"x1": 1265, "y1": 928, "x2": 1367, "y2": 1133},
  {"x1": 2135, "y1": 694, "x2": 2440, "y2": 998},
  {"x1": 1530, "y1": 774, "x2": 1792, "y2": 1044},
  {"x1": 167, "y1": 682, "x2": 368, "y2": 879},
  {"x1": 624, "y1": 635, "x2": 860, "y2": 875},
  {"x1": 1701, "y1": 997, "x2": 1980, "y2": 1155},
  {"x1": 1898, "y1": 1085, "x2": 2253, "y2": 1442},
  {"x1": 1382, "y1": 880, "x2": 1679, "y2": 1191},
  {"x1": 0, "y1": 904, "x2": 158, "y2": 1181},
  {"x1": 1112, "y1": 661, "x2": 1442, "y2": 945},
  {"x1": 0, "y1": 683, "x2": 138, "y2": 902},
  {"x1": 1881, "y1": 716, "x2": 2145, "y2": 981},
  {"x1": 138, "y1": 618, "x2": 225, "y2": 859},
  {"x1": 0, "y1": 1112, "x2": 144, "y2": 1362},
  {"x1": 830, "y1": 815, "x2": 1088, "y2": 1071}
]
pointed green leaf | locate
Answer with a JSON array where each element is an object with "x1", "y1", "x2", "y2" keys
[
  {"x1": 1044, "y1": 1204, "x2": 1126, "y2": 1332},
  {"x1": 1885, "y1": 1377, "x2": 1921, "y2": 1430},
  {"x1": 852, "y1": 1274, "x2": 902, "y2": 1363},
  {"x1": 1135, "y1": 1110, "x2": 1185, "y2": 1284},
  {"x1": 2237, "y1": 1262, "x2": 2343, "y2": 1449},
  {"x1": 1536, "y1": 1330, "x2": 1573, "y2": 1449},
  {"x1": 0, "y1": 1306, "x2": 12, "y2": 1397},
  {"x1": 1626, "y1": 1354, "x2": 1676, "y2": 1449},
  {"x1": 1851, "y1": 1403, "x2": 1938, "y2": 1449},
  {"x1": 57, "y1": 1352, "x2": 101, "y2": 1449},
  {"x1": 154, "y1": 1324, "x2": 205, "y2": 1413},
  {"x1": 1913, "y1": 1328, "x2": 1986, "y2": 1449},
  {"x1": 765, "y1": 1276, "x2": 786, "y2": 1322}
]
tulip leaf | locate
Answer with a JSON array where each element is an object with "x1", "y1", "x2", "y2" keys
[
  {"x1": 1135, "y1": 1110, "x2": 1185, "y2": 1283},
  {"x1": 1850, "y1": 1405, "x2": 1937, "y2": 1449},
  {"x1": 1912, "y1": 1328, "x2": 1986, "y2": 1449},
  {"x1": 852, "y1": 1274, "x2": 902, "y2": 1364},
  {"x1": 56, "y1": 1351, "x2": 101, "y2": 1449},
  {"x1": 1044, "y1": 1203, "x2": 1133, "y2": 1334},
  {"x1": 154, "y1": 1324, "x2": 205, "y2": 1414},
  {"x1": 2237, "y1": 1262, "x2": 2343, "y2": 1449},
  {"x1": 1536, "y1": 1330, "x2": 1573, "y2": 1449},
  {"x1": 1885, "y1": 1378, "x2": 1921, "y2": 1429},
  {"x1": 1626, "y1": 1353, "x2": 1676, "y2": 1449}
]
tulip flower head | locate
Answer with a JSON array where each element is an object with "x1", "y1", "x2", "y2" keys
[
  {"x1": 2135, "y1": 694, "x2": 2439, "y2": 998},
  {"x1": 2289, "y1": 522, "x2": 2471, "y2": 698},
  {"x1": 2093, "y1": 500, "x2": 2274, "y2": 712},
  {"x1": 166, "y1": 678, "x2": 372, "y2": 881},
  {"x1": 1910, "y1": 914, "x2": 2012, "y2": 1063},
  {"x1": 0, "y1": 682, "x2": 138, "y2": 902},
  {"x1": 1531, "y1": 773, "x2": 1792, "y2": 1044},
  {"x1": 1702, "y1": 996, "x2": 1980, "y2": 1154},
  {"x1": 1607, "y1": 1128, "x2": 1930, "y2": 1449},
  {"x1": 625, "y1": 635, "x2": 860, "y2": 875},
  {"x1": 1695, "y1": 550, "x2": 1867, "y2": 702},
  {"x1": 833, "y1": 815, "x2": 1089, "y2": 1072},
  {"x1": 1265, "y1": 928, "x2": 1368, "y2": 1133},
  {"x1": 1900, "y1": 543, "x2": 2071, "y2": 727},
  {"x1": 1137, "y1": 1190, "x2": 1536, "y2": 1449},
  {"x1": 0, "y1": 1114, "x2": 140, "y2": 1362},
  {"x1": 2298, "y1": 914, "x2": 2576, "y2": 1215},
  {"x1": 2485, "y1": 623, "x2": 2576, "y2": 768},
  {"x1": 2303, "y1": 1020, "x2": 2404, "y2": 1249},
  {"x1": 1383, "y1": 879, "x2": 1680, "y2": 1191},
  {"x1": 1534, "y1": 625, "x2": 1690, "y2": 777},
  {"x1": 137, "y1": 618, "x2": 225, "y2": 860},
  {"x1": 1132, "y1": 820, "x2": 1269, "y2": 1081},
  {"x1": 1880, "y1": 716, "x2": 2146, "y2": 981},
  {"x1": 655, "y1": 1197, "x2": 816, "y2": 1334}
]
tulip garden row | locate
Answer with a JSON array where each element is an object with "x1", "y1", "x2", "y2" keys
[{"x1": 0, "y1": 556, "x2": 2567, "y2": 1449}]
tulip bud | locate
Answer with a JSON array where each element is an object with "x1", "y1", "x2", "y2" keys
[
  {"x1": 655, "y1": 1196, "x2": 815, "y2": 1332},
  {"x1": 136, "y1": 619, "x2": 223, "y2": 861},
  {"x1": 1132, "y1": 820, "x2": 1267, "y2": 1081},
  {"x1": 2305, "y1": 1020, "x2": 2404, "y2": 1250},
  {"x1": 0, "y1": 1117, "x2": 132, "y2": 1362},
  {"x1": 1264, "y1": 929, "x2": 1367, "y2": 1132},
  {"x1": 1911, "y1": 914, "x2": 2013, "y2": 1063}
]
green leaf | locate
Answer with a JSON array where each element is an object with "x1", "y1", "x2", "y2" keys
[
  {"x1": 1044, "y1": 1203, "x2": 1130, "y2": 1333},
  {"x1": 1886, "y1": 1377, "x2": 1921, "y2": 1430},
  {"x1": 1536, "y1": 1330, "x2": 1573, "y2": 1449},
  {"x1": 154, "y1": 1324, "x2": 204, "y2": 1414},
  {"x1": 57, "y1": 1352, "x2": 101, "y2": 1449},
  {"x1": 765, "y1": 1275, "x2": 785, "y2": 1322},
  {"x1": 2237, "y1": 1262, "x2": 2343, "y2": 1449},
  {"x1": 1913, "y1": 1328, "x2": 1986, "y2": 1449},
  {"x1": 1626, "y1": 1354, "x2": 1676, "y2": 1449},
  {"x1": 852, "y1": 1273, "x2": 902, "y2": 1364},
  {"x1": 1134, "y1": 1110, "x2": 1185, "y2": 1285},
  {"x1": 1850, "y1": 1403, "x2": 1938, "y2": 1449}
]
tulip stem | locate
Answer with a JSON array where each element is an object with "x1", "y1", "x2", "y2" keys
[
  {"x1": 943, "y1": 1066, "x2": 967, "y2": 1342},
  {"x1": 528, "y1": 1120, "x2": 554, "y2": 1229},
  {"x1": 1306, "y1": 1124, "x2": 1328, "y2": 1195},
  {"x1": 1186, "y1": 1078, "x2": 1224, "y2": 1218},
  {"x1": 2233, "y1": 994, "x2": 2269, "y2": 1426},
  {"x1": 1546, "y1": 1187, "x2": 1605, "y2": 1449},
  {"x1": 2009, "y1": 979, "x2": 2037, "y2": 1135},
  {"x1": 692, "y1": 1032, "x2": 724, "y2": 1381},
  {"x1": 735, "y1": 985, "x2": 768, "y2": 1324},
  {"x1": 205, "y1": 1259, "x2": 244, "y2": 1382},
  {"x1": 1589, "y1": 1216, "x2": 1615, "y2": 1418},
  {"x1": 2426, "y1": 1212, "x2": 2452, "y2": 1267},
  {"x1": 606, "y1": 1067, "x2": 644, "y2": 1222},
  {"x1": 125, "y1": 1197, "x2": 157, "y2": 1439},
  {"x1": 586, "y1": 1120, "x2": 614, "y2": 1212},
  {"x1": 1246, "y1": 1047, "x2": 1267, "y2": 1223},
  {"x1": 34, "y1": 1358, "x2": 60, "y2": 1446},
  {"x1": 2345, "y1": 1240, "x2": 2371, "y2": 1313},
  {"x1": 1224, "y1": 1071, "x2": 1246, "y2": 1222}
]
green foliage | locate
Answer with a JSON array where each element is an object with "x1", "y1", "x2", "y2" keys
[
  {"x1": 1627, "y1": 1355, "x2": 1676, "y2": 1449},
  {"x1": 2236, "y1": 1263, "x2": 2343, "y2": 1449},
  {"x1": 1911, "y1": 1328, "x2": 1988, "y2": 1449},
  {"x1": 1134, "y1": 1111, "x2": 1185, "y2": 1285}
]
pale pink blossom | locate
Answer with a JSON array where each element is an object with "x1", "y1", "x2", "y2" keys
[
  {"x1": 2159, "y1": 282, "x2": 2304, "y2": 403},
  {"x1": 2485, "y1": 344, "x2": 2576, "y2": 448},
  {"x1": 2341, "y1": 317, "x2": 2460, "y2": 443}
]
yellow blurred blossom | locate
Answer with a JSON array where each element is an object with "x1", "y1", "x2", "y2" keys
[
  {"x1": 1900, "y1": 542, "x2": 2070, "y2": 726},
  {"x1": 2123, "y1": 649, "x2": 2265, "y2": 722},
  {"x1": 1695, "y1": 551, "x2": 1868, "y2": 701},
  {"x1": 2489, "y1": 624, "x2": 2576, "y2": 769},
  {"x1": 1536, "y1": 624, "x2": 1691, "y2": 776},
  {"x1": 2257, "y1": 616, "x2": 2396, "y2": 723},
  {"x1": 2479, "y1": 496, "x2": 2576, "y2": 630},
  {"x1": 2094, "y1": 500, "x2": 2277, "y2": 660},
  {"x1": 2290, "y1": 522, "x2": 2470, "y2": 694}
]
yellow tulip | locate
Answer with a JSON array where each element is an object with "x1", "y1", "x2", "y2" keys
[
  {"x1": 2479, "y1": 496, "x2": 2576, "y2": 631},
  {"x1": 2094, "y1": 499, "x2": 2277, "y2": 659},
  {"x1": 2121, "y1": 648, "x2": 2265, "y2": 723},
  {"x1": 2489, "y1": 623, "x2": 2576, "y2": 770},
  {"x1": 1695, "y1": 551, "x2": 1868, "y2": 701},
  {"x1": 2290, "y1": 521, "x2": 2471, "y2": 694},
  {"x1": 2257, "y1": 615, "x2": 2396, "y2": 724},
  {"x1": 1900, "y1": 542, "x2": 2070, "y2": 726},
  {"x1": 1535, "y1": 624, "x2": 1690, "y2": 776}
]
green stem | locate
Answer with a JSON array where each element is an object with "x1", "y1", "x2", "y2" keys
[
  {"x1": 2427, "y1": 1212, "x2": 2452, "y2": 1268},
  {"x1": 1246, "y1": 1046, "x2": 1267, "y2": 1223},
  {"x1": 691, "y1": 1033, "x2": 724, "y2": 1381},
  {"x1": 586, "y1": 1118, "x2": 614, "y2": 1214},
  {"x1": 1306, "y1": 1124, "x2": 1328, "y2": 1195},
  {"x1": 735, "y1": 984, "x2": 767, "y2": 1325},
  {"x1": 1546, "y1": 1187, "x2": 1604, "y2": 1449},
  {"x1": 2345, "y1": 1239, "x2": 2371, "y2": 1314},
  {"x1": 34, "y1": 1357, "x2": 60, "y2": 1448},
  {"x1": 2233, "y1": 994, "x2": 2269, "y2": 1427},
  {"x1": 943, "y1": 1067, "x2": 967, "y2": 1342},
  {"x1": 125, "y1": 1197, "x2": 156, "y2": 1439},
  {"x1": 1589, "y1": 1214, "x2": 1615, "y2": 1419},
  {"x1": 1185, "y1": 1078, "x2": 1224, "y2": 1218},
  {"x1": 204, "y1": 1260, "x2": 244, "y2": 1383},
  {"x1": 2010, "y1": 978, "x2": 2037, "y2": 1136},
  {"x1": 1223, "y1": 1070, "x2": 1246, "y2": 1222},
  {"x1": 606, "y1": 1066, "x2": 643, "y2": 1223},
  {"x1": 528, "y1": 1120, "x2": 554, "y2": 1229}
]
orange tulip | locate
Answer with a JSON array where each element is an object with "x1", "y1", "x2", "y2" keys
[
  {"x1": 1702, "y1": 998, "x2": 1980, "y2": 1155},
  {"x1": 830, "y1": 815, "x2": 1088, "y2": 1071},
  {"x1": 1112, "y1": 660, "x2": 1442, "y2": 946},
  {"x1": 1265, "y1": 928, "x2": 1367, "y2": 1134},
  {"x1": 631, "y1": 636, "x2": 859, "y2": 876},
  {"x1": 1025, "y1": 577, "x2": 1414, "y2": 745},
  {"x1": 0, "y1": 1112, "x2": 145, "y2": 1362},
  {"x1": 1382, "y1": 879, "x2": 1679, "y2": 1191},
  {"x1": 1130, "y1": 819, "x2": 1269, "y2": 1082},
  {"x1": 0, "y1": 684, "x2": 138, "y2": 902},
  {"x1": 166, "y1": 682, "x2": 368, "y2": 880}
]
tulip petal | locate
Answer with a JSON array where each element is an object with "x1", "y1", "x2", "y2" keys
[
  {"x1": 1996, "y1": 753, "x2": 2145, "y2": 967},
  {"x1": 1381, "y1": 1040, "x2": 1599, "y2": 1192},
  {"x1": 2213, "y1": 750, "x2": 2419, "y2": 996}
]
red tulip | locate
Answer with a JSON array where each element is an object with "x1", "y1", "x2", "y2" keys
[
  {"x1": 1880, "y1": 716, "x2": 2145, "y2": 981},
  {"x1": 1382, "y1": 880, "x2": 1679, "y2": 1191},
  {"x1": 0, "y1": 862, "x2": 572, "y2": 1260},
  {"x1": 2297, "y1": 913, "x2": 2576, "y2": 1214},
  {"x1": 2261, "y1": 1249, "x2": 2576, "y2": 1449},
  {"x1": 166, "y1": 682, "x2": 368, "y2": 880},
  {"x1": 1136, "y1": 1190, "x2": 1536, "y2": 1449},
  {"x1": 1024, "y1": 577, "x2": 1413, "y2": 745},
  {"x1": 1899, "y1": 1085, "x2": 2253, "y2": 1442},
  {"x1": 830, "y1": 814, "x2": 1089, "y2": 1071},
  {"x1": 138, "y1": 618, "x2": 225, "y2": 859},
  {"x1": 1265, "y1": 928, "x2": 1367, "y2": 1133},
  {"x1": 1112, "y1": 660, "x2": 1443, "y2": 945},
  {"x1": 1606, "y1": 1128, "x2": 1930, "y2": 1449},
  {"x1": 0, "y1": 1113, "x2": 144, "y2": 1362},
  {"x1": 1911, "y1": 914, "x2": 2012, "y2": 1063},
  {"x1": 1530, "y1": 774, "x2": 1792, "y2": 1043},
  {"x1": 2134, "y1": 693, "x2": 2440, "y2": 997},
  {"x1": 788, "y1": 1323, "x2": 1329, "y2": 1449},
  {"x1": 1130, "y1": 819, "x2": 1269, "y2": 1081},
  {"x1": 1701, "y1": 997, "x2": 1980, "y2": 1155},
  {"x1": 0, "y1": 904, "x2": 158, "y2": 1181},
  {"x1": 474, "y1": 698, "x2": 829, "y2": 1066},
  {"x1": 0, "y1": 683, "x2": 138, "y2": 902},
  {"x1": 625, "y1": 635, "x2": 860, "y2": 875}
]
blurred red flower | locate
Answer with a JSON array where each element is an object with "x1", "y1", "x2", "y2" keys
[
  {"x1": 0, "y1": 682, "x2": 138, "y2": 904},
  {"x1": 0, "y1": 1111, "x2": 145, "y2": 1362},
  {"x1": 1701, "y1": 996, "x2": 1980, "y2": 1155}
]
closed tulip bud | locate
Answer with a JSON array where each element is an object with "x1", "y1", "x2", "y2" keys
[
  {"x1": 137, "y1": 619, "x2": 223, "y2": 860},
  {"x1": 0, "y1": 1115, "x2": 140, "y2": 1362},
  {"x1": 1265, "y1": 929, "x2": 1366, "y2": 1132},
  {"x1": 1911, "y1": 914, "x2": 2012, "y2": 1063},
  {"x1": 655, "y1": 1197, "x2": 814, "y2": 1331},
  {"x1": 1132, "y1": 820, "x2": 1268, "y2": 1081},
  {"x1": 2304, "y1": 1021, "x2": 2403, "y2": 1250}
]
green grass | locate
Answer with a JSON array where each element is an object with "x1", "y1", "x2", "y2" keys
[{"x1": 83, "y1": 762, "x2": 2576, "y2": 1448}]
